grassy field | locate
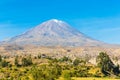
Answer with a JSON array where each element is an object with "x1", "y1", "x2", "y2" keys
[
  {"x1": 72, "y1": 77, "x2": 120, "y2": 80},
  {"x1": 59, "y1": 77, "x2": 120, "y2": 80}
]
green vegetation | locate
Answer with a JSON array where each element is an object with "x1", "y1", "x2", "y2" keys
[
  {"x1": 73, "y1": 58, "x2": 80, "y2": 66},
  {"x1": 14, "y1": 56, "x2": 19, "y2": 67},
  {"x1": 21, "y1": 56, "x2": 33, "y2": 67},
  {"x1": 62, "y1": 70, "x2": 71, "y2": 80},
  {"x1": 0, "y1": 60, "x2": 9, "y2": 67},
  {"x1": 96, "y1": 52, "x2": 120, "y2": 76},
  {"x1": 72, "y1": 77, "x2": 120, "y2": 80},
  {"x1": 0, "y1": 52, "x2": 120, "y2": 80}
]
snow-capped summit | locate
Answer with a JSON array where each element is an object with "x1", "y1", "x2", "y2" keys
[
  {"x1": 43, "y1": 19, "x2": 64, "y2": 25},
  {"x1": 7, "y1": 19, "x2": 104, "y2": 46},
  {"x1": 50, "y1": 19, "x2": 61, "y2": 23}
]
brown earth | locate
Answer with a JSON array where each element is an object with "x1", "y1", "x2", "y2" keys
[{"x1": 0, "y1": 45, "x2": 120, "y2": 65}]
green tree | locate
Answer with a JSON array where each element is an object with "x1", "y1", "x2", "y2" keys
[
  {"x1": 37, "y1": 53, "x2": 41, "y2": 59},
  {"x1": 96, "y1": 52, "x2": 120, "y2": 76},
  {"x1": 0, "y1": 60, "x2": 9, "y2": 67},
  {"x1": 0, "y1": 55, "x2": 2, "y2": 62},
  {"x1": 60, "y1": 56, "x2": 69, "y2": 62},
  {"x1": 21, "y1": 56, "x2": 33, "y2": 66},
  {"x1": 73, "y1": 58, "x2": 80, "y2": 66},
  {"x1": 14, "y1": 56, "x2": 19, "y2": 66}
]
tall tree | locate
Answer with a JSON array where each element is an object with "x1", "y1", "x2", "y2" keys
[
  {"x1": 96, "y1": 52, "x2": 120, "y2": 76},
  {"x1": 0, "y1": 55, "x2": 2, "y2": 62},
  {"x1": 14, "y1": 56, "x2": 19, "y2": 66},
  {"x1": 21, "y1": 56, "x2": 33, "y2": 67}
]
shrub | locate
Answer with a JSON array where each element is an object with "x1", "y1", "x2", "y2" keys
[
  {"x1": 73, "y1": 58, "x2": 80, "y2": 66},
  {"x1": 62, "y1": 70, "x2": 71, "y2": 80},
  {"x1": 0, "y1": 60, "x2": 9, "y2": 67},
  {"x1": 21, "y1": 56, "x2": 33, "y2": 66}
]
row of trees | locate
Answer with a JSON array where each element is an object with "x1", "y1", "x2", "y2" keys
[
  {"x1": 0, "y1": 55, "x2": 33, "y2": 68},
  {"x1": 15, "y1": 55, "x2": 33, "y2": 67},
  {"x1": 0, "y1": 55, "x2": 9, "y2": 67}
]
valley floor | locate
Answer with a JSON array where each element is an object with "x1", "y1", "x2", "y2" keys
[{"x1": 0, "y1": 46, "x2": 120, "y2": 80}]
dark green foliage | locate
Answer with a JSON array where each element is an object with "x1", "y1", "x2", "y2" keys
[
  {"x1": 73, "y1": 58, "x2": 80, "y2": 66},
  {"x1": 113, "y1": 64, "x2": 120, "y2": 75},
  {"x1": 97, "y1": 52, "x2": 114, "y2": 69},
  {"x1": 22, "y1": 56, "x2": 33, "y2": 66},
  {"x1": 37, "y1": 53, "x2": 41, "y2": 59},
  {"x1": 51, "y1": 58, "x2": 59, "y2": 63},
  {"x1": 0, "y1": 55, "x2": 2, "y2": 62},
  {"x1": 70, "y1": 66, "x2": 91, "y2": 77},
  {"x1": 96, "y1": 52, "x2": 120, "y2": 76},
  {"x1": 14, "y1": 56, "x2": 19, "y2": 66},
  {"x1": 0, "y1": 60, "x2": 9, "y2": 67},
  {"x1": 59, "y1": 56, "x2": 69, "y2": 62}
]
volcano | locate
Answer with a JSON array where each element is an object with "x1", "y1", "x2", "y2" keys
[{"x1": 7, "y1": 19, "x2": 104, "y2": 46}]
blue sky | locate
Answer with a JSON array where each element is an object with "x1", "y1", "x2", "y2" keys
[{"x1": 0, "y1": 0, "x2": 120, "y2": 44}]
